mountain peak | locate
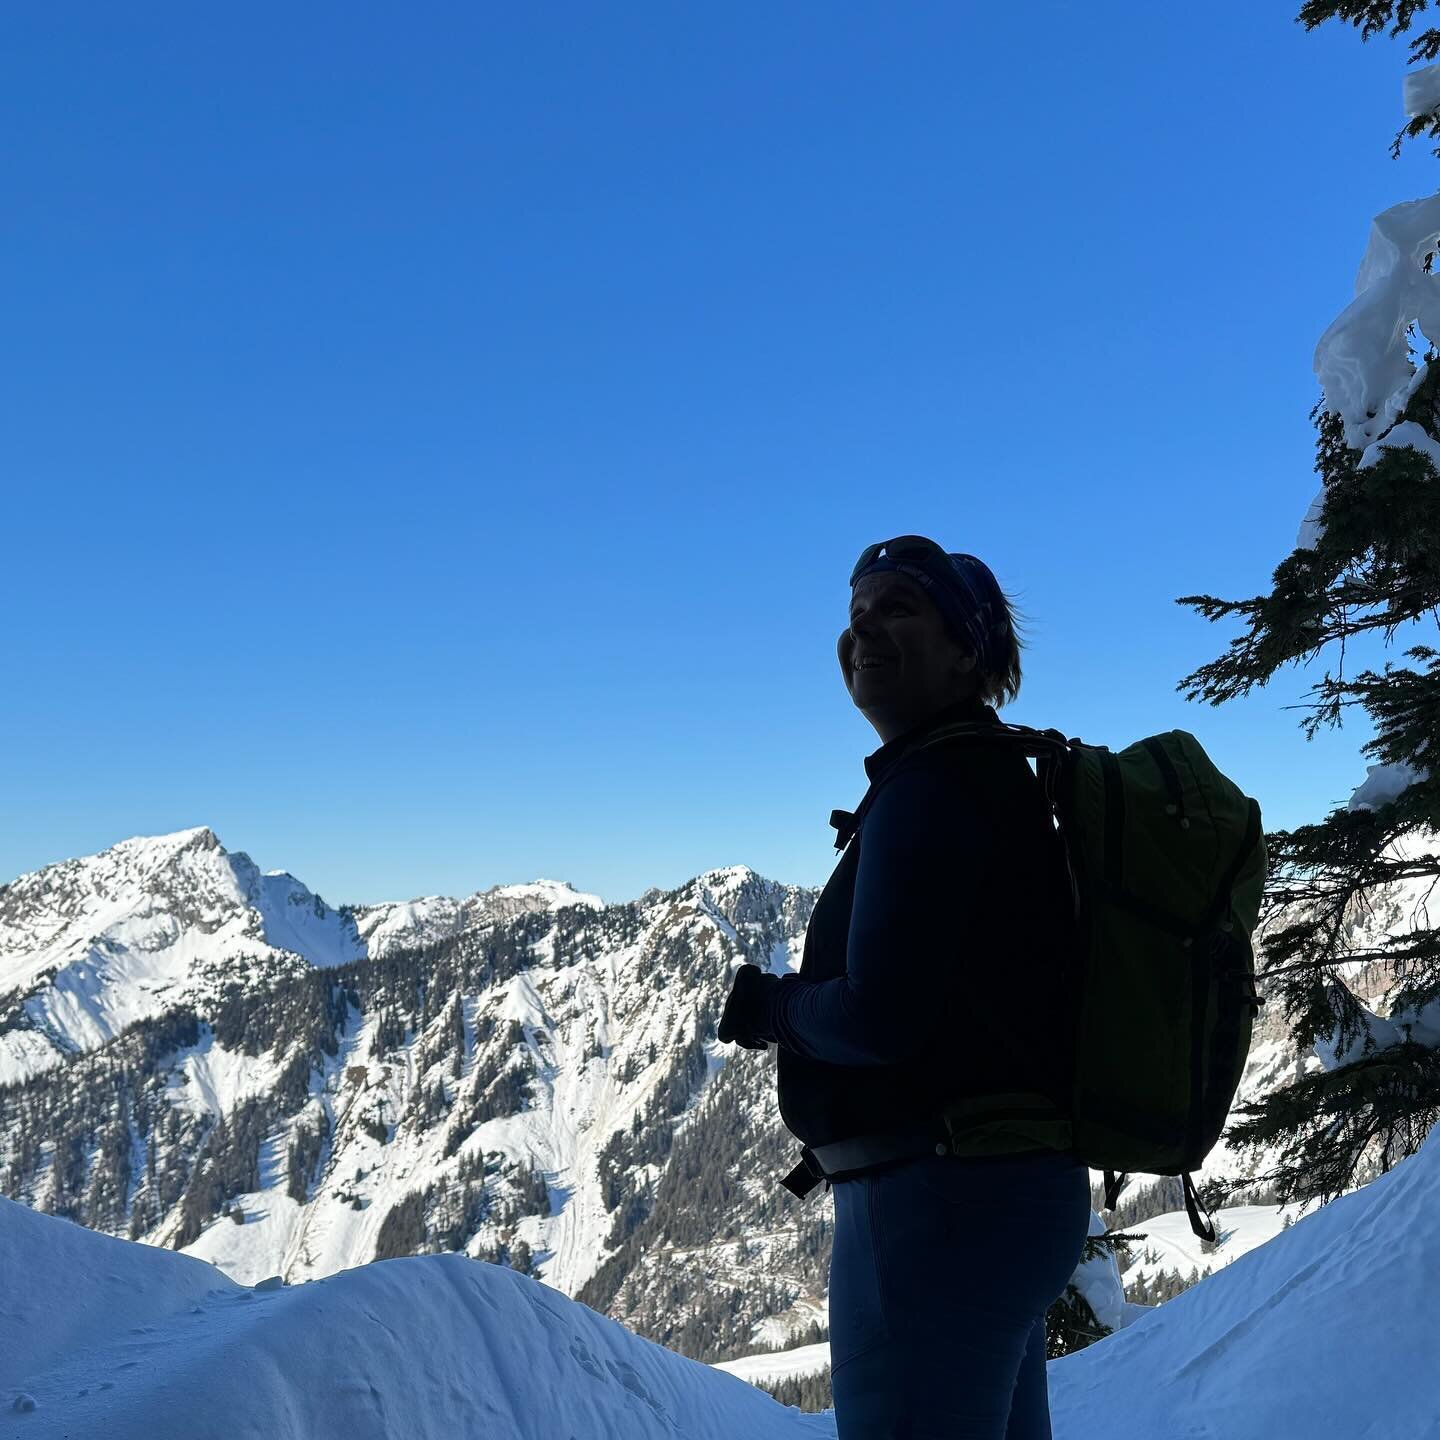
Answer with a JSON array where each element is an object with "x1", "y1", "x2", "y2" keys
[
  {"x1": 0, "y1": 827, "x2": 362, "y2": 1086},
  {"x1": 114, "y1": 825, "x2": 221, "y2": 856},
  {"x1": 476, "y1": 879, "x2": 604, "y2": 910}
]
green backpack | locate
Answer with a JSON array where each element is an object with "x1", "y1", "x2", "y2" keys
[{"x1": 830, "y1": 720, "x2": 1267, "y2": 1240}]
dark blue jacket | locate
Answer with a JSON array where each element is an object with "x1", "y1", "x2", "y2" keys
[{"x1": 767, "y1": 698, "x2": 1074, "y2": 1153}]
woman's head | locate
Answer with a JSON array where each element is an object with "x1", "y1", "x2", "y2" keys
[{"x1": 838, "y1": 536, "x2": 1022, "y2": 740}]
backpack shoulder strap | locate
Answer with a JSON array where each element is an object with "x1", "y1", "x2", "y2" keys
[{"x1": 830, "y1": 720, "x2": 1078, "y2": 852}]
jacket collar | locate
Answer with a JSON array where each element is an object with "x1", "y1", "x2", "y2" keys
[{"x1": 862, "y1": 695, "x2": 996, "y2": 782}]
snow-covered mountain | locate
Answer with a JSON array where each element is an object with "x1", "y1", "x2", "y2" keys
[
  {"x1": 351, "y1": 878, "x2": 606, "y2": 957},
  {"x1": 0, "y1": 831, "x2": 818, "y2": 1363},
  {"x1": 0, "y1": 829, "x2": 601, "y2": 1087},
  {"x1": 0, "y1": 823, "x2": 1414, "y2": 1373}
]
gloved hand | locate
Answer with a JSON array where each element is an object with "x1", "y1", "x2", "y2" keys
[{"x1": 718, "y1": 963, "x2": 780, "y2": 1050}]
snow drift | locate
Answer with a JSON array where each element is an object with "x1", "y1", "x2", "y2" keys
[
  {"x1": 0, "y1": 1197, "x2": 830, "y2": 1440},
  {"x1": 6, "y1": 1119, "x2": 1440, "y2": 1439},
  {"x1": 1051, "y1": 1124, "x2": 1440, "y2": 1439}
]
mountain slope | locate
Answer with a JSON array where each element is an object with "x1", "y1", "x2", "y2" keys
[
  {"x1": 0, "y1": 843, "x2": 821, "y2": 1361},
  {"x1": 0, "y1": 829, "x2": 600, "y2": 1086}
]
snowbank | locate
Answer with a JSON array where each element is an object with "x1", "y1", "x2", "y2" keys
[
  {"x1": 1051, "y1": 1126, "x2": 1440, "y2": 1439},
  {"x1": 0, "y1": 1198, "x2": 832, "y2": 1440},
  {"x1": 713, "y1": 1341, "x2": 830, "y2": 1387},
  {"x1": 1119, "y1": 1203, "x2": 1299, "y2": 1288},
  {"x1": 10, "y1": 1116, "x2": 1440, "y2": 1440},
  {"x1": 1068, "y1": 1210, "x2": 1129, "y2": 1334}
]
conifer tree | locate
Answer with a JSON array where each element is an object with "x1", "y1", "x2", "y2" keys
[
  {"x1": 1044, "y1": 1230, "x2": 1142, "y2": 1358},
  {"x1": 1177, "y1": 2, "x2": 1440, "y2": 1204}
]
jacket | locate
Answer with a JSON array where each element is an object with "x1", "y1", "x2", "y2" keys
[{"x1": 768, "y1": 697, "x2": 1075, "y2": 1169}]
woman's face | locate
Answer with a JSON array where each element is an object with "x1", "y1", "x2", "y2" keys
[{"x1": 838, "y1": 572, "x2": 977, "y2": 740}]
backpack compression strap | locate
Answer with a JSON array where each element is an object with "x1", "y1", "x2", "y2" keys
[
  {"x1": 1103, "y1": 1169, "x2": 1218, "y2": 1243},
  {"x1": 1182, "y1": 1172, "x2": 1218, "y2": 1244}
]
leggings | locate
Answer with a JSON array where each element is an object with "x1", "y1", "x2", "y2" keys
[{"x1": 827, "y1": 1147, "x2": 1091, "y2": 1440}]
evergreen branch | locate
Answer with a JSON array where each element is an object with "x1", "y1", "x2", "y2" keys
[
  {"x1": 1258, "y1": 932, "x2": 1440, "y2": 979},
  {"x1": 1296, "y1": 4, "x2": 1440, "y2": 144},
  {"x1": 1297, "y1": 2, "x2": 1432, "y2": 46},
  {"x1": 1178, "y1": 401, "x2": 1440, "y2": 708},
  {"x1": 1224, "y1": 1041, "x2": 1440, "y2": 1203},
  {"x1": 1390, "y1": 103, "x2": 1440, "y2": 158}
]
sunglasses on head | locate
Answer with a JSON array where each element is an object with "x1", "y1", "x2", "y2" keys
[{"x1": 849, "y1": 535, "x2": 950, "y2": 587}]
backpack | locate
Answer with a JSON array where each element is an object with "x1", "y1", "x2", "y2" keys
[{"x1": 811, "y1": 719, "x2": 1267, "y2": 1241}]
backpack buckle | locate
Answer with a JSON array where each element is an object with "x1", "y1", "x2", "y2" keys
[{"x1": 829, "y1": 809, "x2": 859, "y2": 851}]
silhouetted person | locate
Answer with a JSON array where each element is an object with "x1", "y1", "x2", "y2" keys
[{"x1": 720, "y1": 535, "x2": 1088, "y2": 1440}]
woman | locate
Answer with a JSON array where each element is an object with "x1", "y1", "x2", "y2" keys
[{"x1": 718, "y1": 535, "x2": 1090, "y2": 1440}]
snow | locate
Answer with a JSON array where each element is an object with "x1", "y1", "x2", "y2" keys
[
  {"x1": 1051, "y1": 1123, "x2": 1440, "y2": 1439},
  {"x1": 1349, "y1": 759, "x2": 1428, "y2": 812},
  {"x1": 767, "y1": 934, "x2": 805, "y2": 974},
  {"x1": 1295, "y1": 485, "x2": 1327, "y2": 549},
  {"x1": 1308, "y1": 116, "x2": 1440, "y2": 546},
  {"x1": 253, "y1": 869, "x2": 362, "y2": 968},
  {"x1": 1316, "y1": 986, "x2": 1440, "y2": 1071},
  {"x1": 1313, "y1": 195, "x2": 1440, "y2": 452},
  {"x1": 497, "y1": 879, "x2": 605, "y2": 912},
  {"x1": 0, "y1": 1197, "x2": 832, "y2": 1440},
  {"x1": 1068, "y1": 1211, "x2": 1128, "y2": 1334},
  {"x1": 11, "y1": 1118, "x2": 1440, "y2": 1440},
  {"x1": 0, "y1": 831, "x2": 608, "y2": 1087},
  {"x1": 165, "y1": 1024, "x2": 283, "y2": 1118},
  {"x1": 351, "y1": 881, "x2": 601, "y2": 955},
  {"x1": 185, "y1": 1182, "x2": 305, "y2": 1285},
  {"x1": 1403, "y1": 60, "x2": 1440, "y2": 119},
  {"x1": 0, "y1": 1198, "x2": 238, "y2": 1387},
  {"x1": 0, "y1": 829, "x2": 363, "y2": 1085},
  {"x1": 713, "y1": 1342, "x2": 830, "y2": 1387},
  {"x1": 351, "y1": 895, "x2": 465, "y2": 953},
  {"x1": 1120, "y1": 1203, "x2": 1301, "y2": 1287},
  {"x1": 45, "y1": 866, "x2": 793, "y2": 1301},
  {"x1": 1359, "y1": 416, "x2": 1440, "y2": 472}
]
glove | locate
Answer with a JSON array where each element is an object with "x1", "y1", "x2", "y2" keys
[{"x1": 718, "y1": 963, "x2": 780, "y2": 1050}]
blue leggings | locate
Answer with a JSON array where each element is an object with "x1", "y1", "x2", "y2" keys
[{"x1": 828, "y1": 1147, "x2": 1091, "y2": 1440}]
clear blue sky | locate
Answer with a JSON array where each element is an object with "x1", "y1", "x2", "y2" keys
[{"x1": 1, "y1": 3, "x2": 1431, "y2": 905}]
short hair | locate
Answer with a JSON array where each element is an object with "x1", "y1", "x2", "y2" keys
[{"x1": 977, "y1": 588, "x2": 1024, "y2": 708}]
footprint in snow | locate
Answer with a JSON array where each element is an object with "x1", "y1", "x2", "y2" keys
[
  {"x1": 568, "y1": 1339, "x2": 604, "y2": 1382},
  {"x1": 524, "y1": 1288, "x2": 569, "y2": 1327},
  {"x1": 604, "y1": 1358, "x2": 667, "y2": 1420}
]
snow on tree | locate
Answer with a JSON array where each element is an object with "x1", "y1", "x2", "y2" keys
[
  {"x1": 1178, "y1": 4, "x2": 1440, "y2": 1204},
  {"x1": 1044, "y1": 1214, "x2": 1143, "y2": 1358}
]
